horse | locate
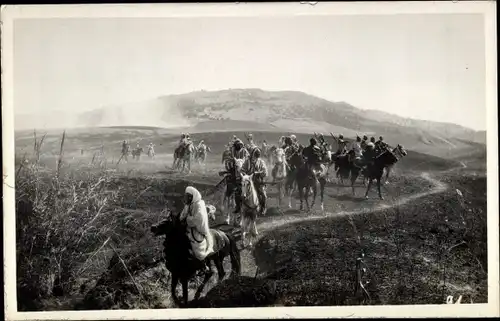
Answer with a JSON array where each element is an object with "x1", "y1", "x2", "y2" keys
[
  {"x1": 348, "y1": 145, "x2": 407, "y2": 200},
  {"x1": 195, "y1": 145, "x2": 211, "y2": 165},
  {"x1": 239, "y1": 173, "x2": 260, "y2": 247},
  {"x1": 151, "y1": 211, "x2": 241, "y2": 307},
  {"x1": 147, "y1": 146, "x2": 155, "y2": 159},
  {"x1": 271, "y1": 148, "x2": 289, "y2": 208},
  {"x1": 288, "y1": 151, "x2": 328, "y2": 212},
  {"x1": 267, "y1": 145, "x2": 279, "y2": 164},
  {"x1": 383, "y1": 145, "x2": 408, "y2": 184},
  {"x1": 219, "y1": 157, "x2": 245, "y2": 226},
  {"x1": 131, "y1": 147, "x2": 143, "y2": 160},
  {"x1": 173, "y1": 143, "x2": 195, "y2": 173},
  {"x1": 332, "y1": 153, "x2": 351, "y2": 185}
]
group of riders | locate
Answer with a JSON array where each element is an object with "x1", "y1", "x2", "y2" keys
[
  {"x1": 188, "y1": 131, "x2": 393, "y2": 219},
  {"x1": 121, "y1": 140, "x2": 155, "y2": 159},
  {"x1": 177, "y1": 133, "x2": 210, "y2": 159},
  {"x1": 165, "y1": 131, "x2": 396, "y2": 277}
]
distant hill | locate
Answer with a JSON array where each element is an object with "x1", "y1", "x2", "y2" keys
[{"x1": 15, "y1": 88, "x2": 486, "y2": 158}]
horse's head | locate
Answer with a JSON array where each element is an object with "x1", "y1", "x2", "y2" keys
[
  {"x1": 151, "y1": 209, "x2": 178, "y2": 237},
  {"x1": 206, "y1": 204, "x2": 216, "y2": 221},
  {"x1": 233, "y1": 157, "x2": 244, "y2": 172},
  {"x1": 240, "y1": 173, "x2": 258, "y2": 206},
  {"x1": 394, "y1": 144, "x2": 408, "y2": 158}
]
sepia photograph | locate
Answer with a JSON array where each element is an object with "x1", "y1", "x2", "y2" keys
[{"x1": 2, "y1": 2, "x2": 498, "y2": 320}]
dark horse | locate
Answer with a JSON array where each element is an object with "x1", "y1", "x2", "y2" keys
[
  {"x1": 348, "y1": 145, "x2": 408, "y2": 200},
  {"x1": 288, "y1": 150, "x2": 329, "y2": 212},
  {"x1": 151, "y1": 211, "x2": 241, "y2": 307}
]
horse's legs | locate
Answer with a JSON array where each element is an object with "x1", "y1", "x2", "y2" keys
[
  {"x1": 377, "y1": 177, "x2": 384, "y2": 200},
  {"x1": 194, "y1": 261, "x2": 214, "y2": 300},
  {"x1": 277, "y1": 182, "x2": 282, "y2": 207},
  {"x1": 298, "y1": 185, "x2": 304, "y2": 211},
  {"x1": 385, "y1": 167, "x2": 392, "y2": 184},
  {"x1": 181, "y1": 278, "x2": 189, "y2": 307},
  {"x1": 287, "y1": 183, "x2": 293, "y2": 209},
  {"x1": 304, "y1": 184, "x2": 311, "y2": 212},
  {"x1": 171, "y1": 274, "x2": 180, "y2": 306},
  {"x1": 320, "y1": 178, "x2": 326, "y2": 212},
  {"x1": 364, "y1": 179, "x2": 373, "y2": 199},
  {"x1": 214, "y1": 256, "x2": 226, "y2": 281},
  {"x1": 351, "y1": 171, "x2": 357, "y2": 196},
  {"x1": 310, "y1": 179, "x2": 318, "y2": 211}
]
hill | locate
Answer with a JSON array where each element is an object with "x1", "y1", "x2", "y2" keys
[{"x1": 15, "y1": 88, "x2": 485, "y2": 158}]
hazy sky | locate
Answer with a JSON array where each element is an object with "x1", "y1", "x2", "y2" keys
[{"x1": 14, "y1": 14, "x2": 486, "y2": 130}]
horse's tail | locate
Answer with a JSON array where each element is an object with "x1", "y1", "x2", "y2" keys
[{"x1": 227, "y1": 233, "x2": 241, "y2": 275}]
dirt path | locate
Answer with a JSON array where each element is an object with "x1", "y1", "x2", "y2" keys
[{"x1": 238, "y1": 171, "x2": 446, "y2": 276}]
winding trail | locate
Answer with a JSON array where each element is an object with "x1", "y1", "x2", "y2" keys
[
  {"x1": 226, "y1": 168, "x2": 460, "y2": 281},
  {"x1": 256, "y1": 171, "x2": 449, "y2": 236}
]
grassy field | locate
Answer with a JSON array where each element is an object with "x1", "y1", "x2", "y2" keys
[{"x1": 13, "y1": 127, "x2": 487, "y2": 310}]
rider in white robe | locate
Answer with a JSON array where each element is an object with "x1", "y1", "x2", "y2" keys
[{"x1": 179, "y1": 186, "x2": 214, "y2": 269}]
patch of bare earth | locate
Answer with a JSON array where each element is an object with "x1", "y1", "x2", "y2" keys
[{"x1": 250, "y1": 171, "x2": 486, "y2": 306}]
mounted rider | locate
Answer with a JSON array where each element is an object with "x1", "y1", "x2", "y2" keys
[
  {"x1": 121, "y1": 140, "x2": 129, "y2": 154},
  {"x1": 317, "y1": 133, "x2": 329, "y2": 151},
  {"x1": 245, "y1": 133, "x2": 258, "y2": 156},
  {"x1": 350, "y1": 136, "x2": 364, "y2": 167},
  {"x1": 197, "y1": 140, "x2": 207, "y2": 154},
  {"x1": 336, "y1": 134, "x2": 348, "y2": 155},
  {"x1": 232, "y1": 138, "x2": 249, "y2": 160},
  {"x1": 375, "y1": 136, "x2": 389, "y2": 153},
  {"x1": 360, "y1": 135, "x2": 369, "y2": 150},
  {"x1": 242, "y1": 148, "x2": 268, "y2": 216},
  {"x1": 362, "y1": 141, "x2": 377, "y2": 169},
  {"x1": 147, "y1": 142, "x2": 155, "y2": 154},
  {"x1": 283, "y1": 136, "x2": 300, "y2": 163},
  {"x1": 302, "y1": 137, "x2": 324, "y2": 182},
  {"x1": 370, "y1": 136, "x2": 376, "y2": 145},
  {"x1": 178, "y1": 186, "x2": 214, "y2": 274}
]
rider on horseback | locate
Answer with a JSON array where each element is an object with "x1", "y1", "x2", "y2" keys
[
  {"x1": 246, "y1": 133, "x2": 258, "y2": 156},
  {"x1": 336, "y1": 134, "x2": 347, "y2": 155},
  {"x1": 370, "y1": 136, "x2": 376, "y2": 144},
  {"x1": 375, "y1": 136, "x2": 388, "y2": 153},
  {"x1": 283, "y1": 136, "x2": 300, "y2": 163},
  {"x1": 350, "y1": 136, "x2": 364, "y2": 168},
  {"x1": 361, "y1": 135, "x2": 369, "y2": 150},
  {"x1": 232, "y1": 139, "x2": 249, "y2": 160},
  {"x1": 242, "y1": 148, "x2": 268, "y2": 216},
  {"x1": 362, "y1": 142, "x2": 377, "y2": 169},
  {"x1": 178, "y1": 186, "x2": 214, "y2": 274},
  {"x1": 197, "y1": 140, "x2": 207, "y2": 152},
  {"x1": 302, "y1": 137, "x2": 323, "y2": 181}
]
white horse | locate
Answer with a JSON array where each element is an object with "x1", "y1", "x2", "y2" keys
[
  {"x1": 240, "y1": 172, "x2": 260, "y2": 248},
  {"x1": 147, "y1": 145, "x2": 155, "y2": 159},
  {"x1": 271, "y1": 148, "x2": 290, "y2": 208}
]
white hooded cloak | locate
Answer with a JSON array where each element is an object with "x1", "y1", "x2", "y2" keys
[{"x1": 179, "y1": 186, "x2": 214, "y2": 260}]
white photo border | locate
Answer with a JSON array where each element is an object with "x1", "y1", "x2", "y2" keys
[{"x1": 2, "y1": 1, "x2": 498, "y2": 319}]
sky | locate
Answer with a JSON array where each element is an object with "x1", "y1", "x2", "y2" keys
[{"x1": 13, "y1": 14, "x2": 487, "y2": 130}]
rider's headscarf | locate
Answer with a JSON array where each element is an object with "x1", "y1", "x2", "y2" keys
[
  {"x1": 252, "y1": 147, "x2": 261, "y2": 159},
  {"x1": 185, "y1": 186, "x2": 202, "y2": 204}
]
